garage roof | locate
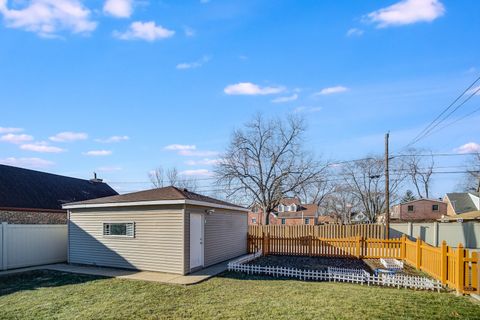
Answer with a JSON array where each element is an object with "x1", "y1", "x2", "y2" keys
[{"x1": 63, "y1": 186, "x2": 248, "y2": 211}]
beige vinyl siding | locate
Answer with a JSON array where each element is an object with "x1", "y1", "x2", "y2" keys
[
  {"x1": 185, "y1": 206, "x2": 247, "y2": 270},
  {"x1": 69, "y1": 205, "x2": 185, "y2": 274}
]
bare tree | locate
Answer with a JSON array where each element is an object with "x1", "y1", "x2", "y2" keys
[
  {"x1": 215, "y1": 114, "x2": 326, "y2": 224},
  {"x1": 340, "y1": 156, "x2": 406, "y2": 223},
  {"x1": 321, "y1": 185, "x2": 360, "y2": 224},
  {"x1": 402, "y1": 148, "x2": 434, "y2": 198},
  {"x1": 457, "y1": 152, "x2": 480, "y2": 192},
  {"x1": 149, "y1": 166, "x2": 199, "y2": 192}
]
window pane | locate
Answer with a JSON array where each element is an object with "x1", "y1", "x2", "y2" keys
[{"x1": 103, "y1": 223, "x2": 134, "y2": 237}]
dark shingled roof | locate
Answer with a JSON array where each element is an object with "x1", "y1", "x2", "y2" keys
[
  {"x1": 0, "y1": 164, "x2": 118, "y2": 210},
  {"x1": 65, "y1": 186, "x2": 245, "y2": 209},
  {"x1": 446, "y1": 192, "x2": 480, "y2": 214}
]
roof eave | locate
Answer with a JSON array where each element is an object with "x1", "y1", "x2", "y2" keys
[{"x1": 62, "y1": 199, "x2": 248, "y2": 212}]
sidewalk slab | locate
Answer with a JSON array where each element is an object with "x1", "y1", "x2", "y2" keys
[{"x1": 0, "y1": 255, "x2": 244, "y2": 285}]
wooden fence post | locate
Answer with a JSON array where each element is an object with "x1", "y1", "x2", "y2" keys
[
  {"x1": 400, "y1": 234, "x2": 406, "y2": 260},
  {"x1": 309, "y1": 235, "x2": 313, "y2": 257},
  {"x1": 441, "y1": 240, "x2": 447, "y2": 285},
  {"x1": 416, "y1": 238, "x2": 422, "y2": 270},
  {"x1": 471, "y1": 251, "x2": 478, "y2": 294},
  {"x1": 456, "y1": 243, "x2": 465, "y2": 295},
  {"x1": 356, "y1": 236, "x2": 361, "y2": 259},
  {"x1": 1, "y1": 222, "x2": 7, "y2": 271}
]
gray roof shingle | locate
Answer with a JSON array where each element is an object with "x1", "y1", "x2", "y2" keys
[
  {"x1": 65, "y1": 186, "x2": 245, "y2": 209},
  {"x1": 0, "y1": 164, "x2": 118, "y2": 210},
  {"x1": 446, "y1": 192, "x2": 479, "y2": 214}
]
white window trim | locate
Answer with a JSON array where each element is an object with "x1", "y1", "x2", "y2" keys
[{"x1": 103, "y1": 222, "x2": 135, "y2": 238}]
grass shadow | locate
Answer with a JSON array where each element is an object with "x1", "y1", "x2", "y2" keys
[{"x1": 0, "y1": 270, "x2": 108, "y2": 296}]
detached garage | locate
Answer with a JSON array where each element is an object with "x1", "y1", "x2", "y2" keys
[{"x1": 63, "y1": 186, "x2": 248, "y2": 275}]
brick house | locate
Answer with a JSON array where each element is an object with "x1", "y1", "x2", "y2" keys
[
  {"x1": 248, "y1": 198, "x2": 329, "y2": 225},
  {"x1": 0, "y1": 164, "x2": 118, "y2": 224},
  {"x1": 390, "y1": 198, "x2": 447, "y2": 221}
]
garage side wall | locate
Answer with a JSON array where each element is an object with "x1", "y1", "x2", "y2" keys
[
  {"x1": 69, "y1": 205, "x2": 185, "y2": 274},
  {"x1": 185, "y1": 206, "x2": 247, "y2": 272}
]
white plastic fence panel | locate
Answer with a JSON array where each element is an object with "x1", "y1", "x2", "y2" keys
[{"x1": 2, "y1": 224, "x2": 67, "y2": 270}]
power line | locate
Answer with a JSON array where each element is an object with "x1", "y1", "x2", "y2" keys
[
  {"x1": 420, "y1": 105, "x2": 480, "y2": 140},
  {"x1": 406, "y1": 75, "x2": 480, "y2": 147}
]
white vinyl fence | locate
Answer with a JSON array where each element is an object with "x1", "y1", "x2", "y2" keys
[
  {"x1": 1, "y1": 223, "x2": 67, "y2": 270},
  {"x1": 390, "y1": 222, "x2": 480, "y2": 249},
  {"x1": 228, "y1": 251, "x2": 442, "y2": 291}
]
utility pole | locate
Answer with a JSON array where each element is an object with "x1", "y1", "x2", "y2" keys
[{"x1": 385, "y1": 132, "x2": 390, "y2": 239}]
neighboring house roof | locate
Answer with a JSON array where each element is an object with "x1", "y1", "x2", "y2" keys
[
  {"x1": 279, "y1": 198, "x2": 301, "y2": 206},
  {"x1": 396, "y1": 198, "x2": 445, "y2": 206},
  {"x1": 317, "y1": 215, "x2": 336, "y2": 224},
  {"x1": 276, "y1": 203, "x2": 318, "y2": 218},
  {"x1": 445, "y1": 192, "x2": 480, "y2": 214},
  {"x1": 439, "y1": 210, "x2": 480, "y2": 222},
  {"x1": 0, "y1": 164, "x2": 118, "y2": 211},
  {"x1": 63, "y1": 186, "x2": 247, "y2": 211}
]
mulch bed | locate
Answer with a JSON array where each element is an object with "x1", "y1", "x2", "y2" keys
[
  {"x1": 248, "y1": 255, "x2": 433, "y2": 278},
  {"x1": 247, "y1": 255, "x2": 373, "y2": 273}
]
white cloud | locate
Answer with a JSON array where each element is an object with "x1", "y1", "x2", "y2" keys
[
  {"x1": 365, "y1": 0, "x2": 445, "y2": 28},
  {"x1": 179, "y1": 169, "x2": 211, "y2": 177},
  {"x1": 0, "y1": 127, "x2": 23, "y2": 133},
  {"x1": 185, "y1": 158, "x2": 221, "y2": 166},
  {"x1": 176, "y1": 56, "x2": 211, "y2": 70},
  {"x1": 97, "y1": 166, "x2": 122, "y2": 172},
  {"x1": 0, "y1": 157, "x2": 54, "y2": 168},
  {"x1": 178, "y1": 150, "x2": 219, "y2": 157},
  {"x1": 164, "y1": 144, "x2": 218, "y2": 157},
  {"x1": 0, "y1": 0, "x2": 97, "y2": 37},
  {"x1": 455, "y1": 142, "x2": 480, "y2": 154},
  {"x1": 20, "y1": 142, "x2": 65, "y2": 153},
  {"x1": 83, "y1": 150, "x2": 112, "y2": 156},
  {"x1": 466, "y1": 67, "x2": 477, "y2": 74},
  {"x1": 183, "y1": 25, "x2": 195, "y2": 37},
  {"x1": 224, "y1": 82, "x2": 285, "y2": 95},
  {"x1": 346, "y1": 28, "x2": 364, "y2": 37},
  {"x1": 293, "y1": 106, "x2": 322, "y2": 114},
  {"x1": 114, "y1": 21, "x2": 175, "y2": 41},
  {"x1": 95, "y1": 135, "x2": 129, "y2": 143},
  {"x1": 467, "y1": 85, "x2": 480, "y2": 96},
  {"x1": 315, "y1": 86, "x2": 349, "y2": 95},
  {"x1": 103, "y1": 0, "x2": 132, "y2": 18},
  {"x1": 271, "y1": 94, "x2": 298, "y2": 103},
  {"x1": 49, "y1": 131, "x2": 87, "y2": 142},
  {"x1": 0, "y1": 133, "x2": 34, "y2": 144},
  {"x1": 165, "y1": 144, "x2": 196, "y2": 151}
]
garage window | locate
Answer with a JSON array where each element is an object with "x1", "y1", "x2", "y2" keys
[{"x1": 103, "y1": 222, "x2": 135, "y2": 237}]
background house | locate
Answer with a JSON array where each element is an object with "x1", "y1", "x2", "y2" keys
[
  {"x1": 390, "y1": 199, "x2": 447, "y2": 221},
  {"x1": 248, "y1": 198, "x2": 320, "y2": 225},
  {"x1": 0, "y1": 164, "x2": 118, "y2": 224},
  {"x1": 444, "y1": 192, "x2": 480, "y2": 216},
  {"x1": 64, "y1": 186, "x2": 248, "y2": 275}
]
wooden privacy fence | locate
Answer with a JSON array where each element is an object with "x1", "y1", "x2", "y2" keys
[
  {"x1": 248, "y1": 224, "x2": 385, "y2": 239},
  {"x1": 247, "y1": 233, "x2": 479, "y2": 294}
]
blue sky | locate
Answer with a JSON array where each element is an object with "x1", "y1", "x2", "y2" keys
[{"x1": 1, "y1": 0, "x2": 479, "y2": 197}]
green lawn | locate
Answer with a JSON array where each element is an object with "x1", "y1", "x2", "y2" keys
[{"x1": 0, "y1": 270, "x2": 479, "y2": 320}]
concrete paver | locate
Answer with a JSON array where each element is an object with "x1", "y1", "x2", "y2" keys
[{"x1": 0, "y1": 256, "x2": 241, "y2": 285}]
